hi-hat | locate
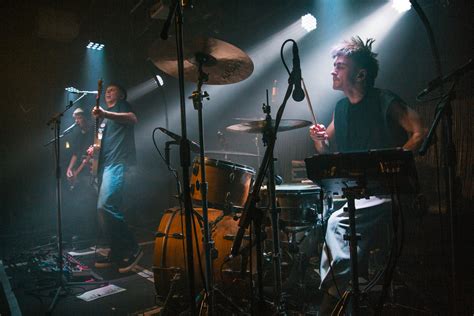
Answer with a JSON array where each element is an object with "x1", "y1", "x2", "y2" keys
[
  {"x1": 206, "y1": 150, "x2": 261, "y2": 157},
  {"x1": 149, "y1": 37, "x2": 254, "y2": 85},
  {"x1": 226, "y1": 119, "x2": 312, "y2": 133}
]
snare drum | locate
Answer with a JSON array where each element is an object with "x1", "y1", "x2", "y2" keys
[
  {"x1": 261, "y1": 183, "x2": 321, "y2": 226},
  {"x1": 190, "y1": 157, "x2": 255, "y2": 210}
]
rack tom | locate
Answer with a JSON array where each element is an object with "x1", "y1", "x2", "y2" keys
[{"x1": 190, "y1": 157, "x2": 255, "y2": 210}]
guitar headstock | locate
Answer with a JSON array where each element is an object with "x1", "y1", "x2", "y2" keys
[{"x1": 95, "y1": 79, "x2": 103, "y2": 108}]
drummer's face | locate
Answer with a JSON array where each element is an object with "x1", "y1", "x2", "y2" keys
[{"x1": 331, "y1": 55, "x2": 357, "y2": 92}]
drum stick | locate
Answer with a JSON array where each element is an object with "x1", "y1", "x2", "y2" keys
[
  {"x1": 303, "y1": 78, "x2": 329, "y2": 146},
  {"x1": 302, "y1": 78, "x2": 318, "y2": 125}
]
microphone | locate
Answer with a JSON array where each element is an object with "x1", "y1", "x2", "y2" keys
[
  {"x1": 158, "y1": 127, "x2": 200, "y2": 153},
  {"x1": 62, "y1": 122, "x2": 77, "y2": 135},
  {"x1": 291, "y1": 42, "x2": 305, "y2": 102},
  {"x1": 417, "y1": 58, "x2": 473, "y2": 99},
  {"x1": 65, "y1": 88, "x2": 98, "y2": 95},
  {"x1": 164, "y1": 140, "x2": 177, "y2": 165}
]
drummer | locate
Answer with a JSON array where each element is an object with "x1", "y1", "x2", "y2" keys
[{"x1": 309, "y1": 36, "x2": 426, "y2": 314}]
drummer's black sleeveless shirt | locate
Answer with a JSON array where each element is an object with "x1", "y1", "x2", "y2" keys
[{"x1": 333, "y1": 88, "x2": 408, "y2": 152}]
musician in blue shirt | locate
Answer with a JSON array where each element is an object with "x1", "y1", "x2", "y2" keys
[{"x1": 88, "y1": 83, "x2": 142, "y2": 273}]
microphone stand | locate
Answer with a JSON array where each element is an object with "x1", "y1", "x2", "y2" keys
[
  {"x1": 44, "y1": 100, "x2": 107, "y2": 313},
  {"x1": 230, "y1": 47, "x2": 297, "y2": 313},
  {"x1": 410, "y1": 1, "x2": 459, "y2": 314},
  {"x1": 160, "y1": 1, "x2": 197, "y2": 314},
  {"x1": 43, "y1": 93, "x2": 87, "y2": 147},
  {"x1": 43, "y1": 124, "x2": 76, "y2": 147},
  {"x1": 262, "y1": 93, "x2": 285, "y2": 312}
]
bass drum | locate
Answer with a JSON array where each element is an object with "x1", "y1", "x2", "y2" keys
[{"x1": 153, "y1": 208, "x2": 253, "y2": 298}]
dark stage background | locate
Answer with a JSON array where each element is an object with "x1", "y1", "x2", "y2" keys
[{"x1": 0, "y1": 0, "x2": 473, "y2": 312}]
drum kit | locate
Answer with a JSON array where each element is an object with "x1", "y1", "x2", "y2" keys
[{"x1": 149, "y1": 32, "x2": 333, "y2": 314}]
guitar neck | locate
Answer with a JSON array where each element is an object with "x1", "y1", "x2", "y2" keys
[{"x1": 91, "y1": 79, "x2": 103, "y2": 177}]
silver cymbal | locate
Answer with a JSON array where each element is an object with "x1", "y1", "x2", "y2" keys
[{"x1": 226, "y1": 119, "x2": 312, "y2": 133}]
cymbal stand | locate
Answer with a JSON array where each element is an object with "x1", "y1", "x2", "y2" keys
[
  {"x1": 261, "y1": 96, "x2": 285, "y2": 311},
  {"x1": 160, "y1": 1, "x2": 197, "y2": 313},
  {"x1": 230, "y1": 39, "x2": 299, "y2": 312},
  {"x1": 189, "y1": 52, "x2": 215, "y2": 315}
]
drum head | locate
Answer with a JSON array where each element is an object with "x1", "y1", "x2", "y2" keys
[
  {"x1": 275, "y1": 183, "x2": 320, "y2": 194},
  {"x1": 193, "y1": 156, "x2": 255, "y2": 174}
]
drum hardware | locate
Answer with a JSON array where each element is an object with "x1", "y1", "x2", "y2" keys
[
  {"x1": 228, "y1": 41, "x2": 309, "y2": 312},
  {"x1": 185, "y1": 47, "x2": 219, "y2": 313},
  {"x1": 155, "y1": 231, "x2": 184, "y2": 239}
]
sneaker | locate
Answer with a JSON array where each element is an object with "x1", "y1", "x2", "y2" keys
[
  {"x1": 94, "y1": 255, "x2": 114, "y2": 268},
  {"x1": 118, "y1": 248, "x2": 143, "y2": 273}
]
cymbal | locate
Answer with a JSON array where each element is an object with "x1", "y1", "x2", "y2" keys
[
  {"x1": 226, "y1": 119, "x2": 312, "y2": 133},
  {"x1": 206, "y1": 150, "x2": 261, "y2": 157},
  {"x1": 149, "y1": 37, "x2": 254, "y2": 85}
]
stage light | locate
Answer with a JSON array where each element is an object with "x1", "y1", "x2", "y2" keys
[
  {"x1": 65, "y1": 86, "x2": 79, "y2": 93},
  {"x1": 391, "y1": 0, "x2": 411, "y2": 13},
  {"x1": 127, "y1": 75, "x2": 165, "y2": 102},
  {"x1": 87, "y1": 41, "x2": 105, "y2": 50},
  {"x1": 155, "y1": 75, "x2": 164, "y2": 87},
  {"x1": 301, "y1": 14, "x2": 317, "y2": 32}
]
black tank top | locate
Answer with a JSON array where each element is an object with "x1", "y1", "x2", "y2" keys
[{"x1": 334, "y1": 88, "x2": 408, "y2": 152}]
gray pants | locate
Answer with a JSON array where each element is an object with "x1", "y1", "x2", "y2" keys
[{"x1": 320, "y1": 197, "x2": 392, "y2": 296}]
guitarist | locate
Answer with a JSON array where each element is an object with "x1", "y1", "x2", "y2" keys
[
  {"x1": 64, "y1": 107, "x2": 96, "y2": 241},
  {"x1": 87, "y1": 83, "x2": 142, "y2": 273},
  {"x1": 66, "y1": 107, "x2": 93, "y2": 190}
]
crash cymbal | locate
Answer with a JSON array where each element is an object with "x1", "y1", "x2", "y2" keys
[
  {"x1": 206, "y1": 150, "x2": 261, "y2": 157},
  {"x1": 226, "y1": 119, "x2": 312, "y2": 133},
  {"x1": 149, "y1": 37, "x2": 254, "y2": 85}
]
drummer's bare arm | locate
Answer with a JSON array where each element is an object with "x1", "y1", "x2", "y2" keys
[
  {"x1": 310, "y1": 118, "x2": 335, "y2": 154},
  {"x1": 389, "y1": 101, "x2": 427, "y2": 152}
]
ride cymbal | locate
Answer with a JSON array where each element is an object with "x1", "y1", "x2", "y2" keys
[{"x1": 149, "y1": 37, "x2": 254, "y2": 85}]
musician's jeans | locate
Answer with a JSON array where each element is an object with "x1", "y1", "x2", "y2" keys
[
  {"x1": 320, "y1": 197, "x2": 392, "y2": 296},
  {"x1": 97, "y1": 163, "x2": 138, "y2": 260}
]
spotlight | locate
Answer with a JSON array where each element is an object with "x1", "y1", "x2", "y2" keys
[
  {"x1": 87, "y1": 41, "x2": 105, "y2": 50},
  {"x1": 301, "y1": 14, "x2": 317, "y2": 32},
  {"x1": 391, "y1": 0, "x2": 411, "y2": 13},
  {"x1": 65, "y1": 86, "x2": 79, "y2": 93},
  {"x1": 155, "y1": 75, "x2": 164, "y2": 87}
]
